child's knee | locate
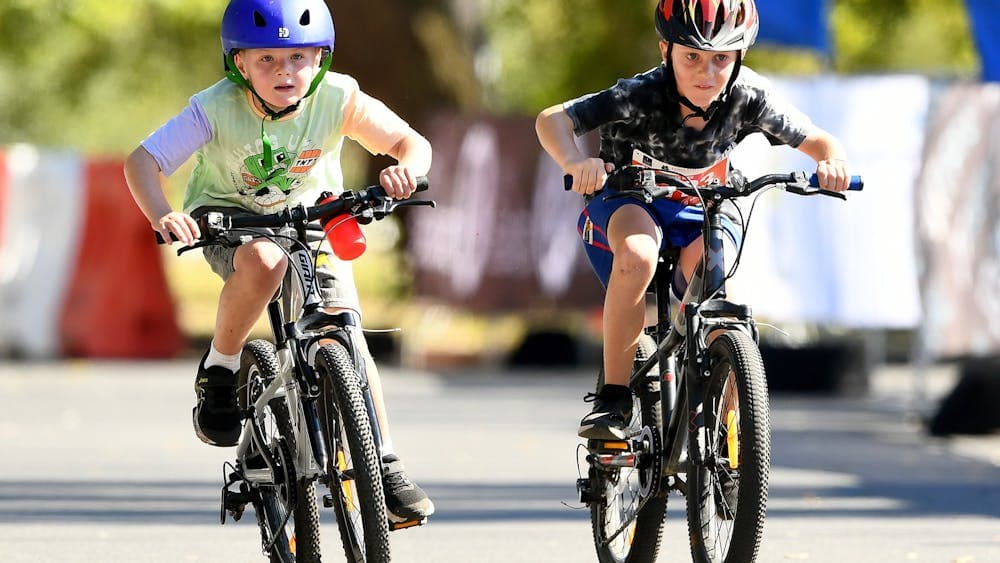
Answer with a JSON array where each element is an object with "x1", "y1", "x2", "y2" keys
[
  {"x1": 613, "y1": 237, "x2": 658, "y2": 281},
  {"x1": 235, "y1": 241, "x2": 287, "y2": 280}
]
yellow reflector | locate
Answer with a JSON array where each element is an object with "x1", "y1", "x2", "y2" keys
[
  {"x1": 337, "y1": 450, "x2": 355, "y2": 509},
  {"x1": 726, "y1": 409, "x2": 739, "y2": 469},
  {"x1": 602, "y1": 441, "x2": 629, "y2": 450},
  {"x1": 394, "y1": 520, "x2": 422, "y2": 530},
  {"x1": 343, "y1": 481, "x2": 355, "y2": 511},
  {"x1": 289, "y1": 535, "x2": 297, "y2": 554}
]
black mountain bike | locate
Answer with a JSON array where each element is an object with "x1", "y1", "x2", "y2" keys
[
  {"x1": 162, "y1": 179, "x2": 434, "y2": 562},
  {"x1": 571, "y1": 166, "x2": 862, "y2": 563}
]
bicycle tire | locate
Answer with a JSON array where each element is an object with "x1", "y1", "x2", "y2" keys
[
  {"x1": 315, "y1": 341, "x2": 391, "y2": 563},
  {"x1": 685, "y1": 330, "x2": 770, "y2": 563},
  {"x1": 591, "y1": 334, "x2": 668, "y2": 563},
  {"x1": 241, "y1": 340, "x2": 322, "y2": 563}
]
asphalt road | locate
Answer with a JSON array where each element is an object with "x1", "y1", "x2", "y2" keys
[{"x1": 1, "y1": 360, "x2": 998, "y2": 562}]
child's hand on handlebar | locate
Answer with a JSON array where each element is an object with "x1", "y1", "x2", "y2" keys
[
  {"x1": 156, "y1": 210, "x2": 200, "y2": 246},
  {"x1": 814, "y1": 158, "x2": 851, "y2": 192},
  {"x1": 379, "y1": 165, "x2": 419, "y2": 199},
  {"x1": 566, "y1": 158, "x2": 615, "y2": 195}
]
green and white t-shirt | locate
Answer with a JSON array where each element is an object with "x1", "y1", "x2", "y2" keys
[{"x1": 142, "y1": 72, "x2": 412, "y2": 215}]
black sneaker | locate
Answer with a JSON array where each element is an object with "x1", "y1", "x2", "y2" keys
[
  {"x1": 382, "y1": 454, "x2": 434, "y2": 523},
  {"x1": 578, "y1": 384, "x2": 634, "y2": 440},
  {"x1": 192, "y1": 353, "x2": 242, "y2": 447}
]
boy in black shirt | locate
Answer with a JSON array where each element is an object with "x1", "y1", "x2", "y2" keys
[{"x1": 536, "y1": 0, "x2": 852, "y2": 439}]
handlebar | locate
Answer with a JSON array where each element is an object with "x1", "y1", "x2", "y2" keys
[
  {"x1": 156, "y1": 176, "x2": 432, "y2": 245},
  {"x1": 562, "y1": 167, "x2": 863, "y2": 201}
]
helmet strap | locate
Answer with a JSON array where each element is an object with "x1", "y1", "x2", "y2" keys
[{"x1": 305, "y1": 49, "x2": 333, "y2": 97}]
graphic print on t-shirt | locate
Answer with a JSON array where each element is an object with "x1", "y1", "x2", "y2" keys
[{"x1": 238, "y1": 145, "x2": 323, "y2": 208}]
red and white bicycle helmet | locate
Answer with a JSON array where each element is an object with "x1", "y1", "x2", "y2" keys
[
  {"x1": 655, "y1": 0, "x2": 759, "y2": 121},
  {"x1": 655, "y1": 0, "x2": 759, "y2": 51}
]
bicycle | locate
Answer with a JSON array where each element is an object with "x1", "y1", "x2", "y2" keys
[
  {"x1": 570, "y1": 166, "x2": 862, "y2": 563},
  {"x1": 160, "y1": 179, "x2": 434, "y2": 562}
]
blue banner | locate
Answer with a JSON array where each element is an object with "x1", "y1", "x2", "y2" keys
[
  {"x1": 754, "y1": 0, "x2": 829, "y2": 54},
  {"x1": 966, "y1": 0, "x2": 1000, "y2": 82}
]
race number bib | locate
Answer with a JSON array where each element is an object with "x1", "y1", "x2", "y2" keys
[{"x1": 632, "y1": 149, "x2": 728, "y2": 188}]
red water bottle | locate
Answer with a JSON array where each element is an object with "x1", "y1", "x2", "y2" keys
[{"x1": 316, "y1": 192, "x2": 367, "y2": 260}]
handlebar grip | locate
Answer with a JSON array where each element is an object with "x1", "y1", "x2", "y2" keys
[
  {"x1": 563, "y1": 175, "x2": 573, "y2": 191},
  {"x1": 415, "y1": 175, "x2": 430, "y2": 193},
  {"x1": 155, "y1": 232, "x2": 178, "y2": 245},
  {"x1": 369, "y1": 176, "x2": 430, "y2": 199},
  {"x1": 808, "y1": 173, "x2": 864, "y2": 191}
]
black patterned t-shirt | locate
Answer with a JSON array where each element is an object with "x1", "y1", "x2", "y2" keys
[{"x1": 564, "y1": 64, "x2": 813, "y2": 171}]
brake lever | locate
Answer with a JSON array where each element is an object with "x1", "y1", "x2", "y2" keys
[
  {"x1": 785, "y1": 183, "x2": 847, "y2": 200},
  {"x1": 175, "y1": 239, "x2": 214, "y2": 256},
  {"x1": 392, "y1": 199, "x2": 437, "y2": 210}
]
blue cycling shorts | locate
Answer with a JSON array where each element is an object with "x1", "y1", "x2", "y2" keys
[{"x1": 577, "y1": 191, "x2": 742, "y2": 289}]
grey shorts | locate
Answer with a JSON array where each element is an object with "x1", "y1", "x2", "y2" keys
[{"x1": 192, "y1": 206, "x2": 361, "y2": 313}]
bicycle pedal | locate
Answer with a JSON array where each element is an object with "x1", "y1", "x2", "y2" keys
[
  {"x1": 590, "y1": 439, "x2": 631, "y2": 454},
  {"x1": 220, "y1": 486, "x2": 251, "y2": 525},
  {"x1": 224, "y1": 489, "x2": 254, "y2": 508},
  {"x1": 389, "y1": 517, "x2": 426, "y2": 531},
  {"x1": 322, "y1": 493, "x2": 335, "y2": 508},
  {"x1": 577, "y1": 477, "x2": 598, "y2": 505}
]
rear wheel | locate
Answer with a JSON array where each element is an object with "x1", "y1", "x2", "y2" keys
[
  {"x1": 686, "y1": 330, "x2": 770, "y2": 563},
  {"x1": 315, "y1": 341, "x2": 391, "y2": 563},
  {"x1": 241, "y1": 340, "x2": 321, "y2": 563},
  {"x1": 591, "y1": 335, "x2": 668, "y2": 563}
]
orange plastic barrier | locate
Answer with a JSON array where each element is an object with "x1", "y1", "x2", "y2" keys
[{"x1": 58, "y1": 159, "x2": 185, "y2": 358}]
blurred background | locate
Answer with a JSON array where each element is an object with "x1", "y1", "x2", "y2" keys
[{"x1": 1, "y1": 0, "x2": 998, "y2": 436}]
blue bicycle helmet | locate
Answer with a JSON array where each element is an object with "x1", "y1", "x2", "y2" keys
[{"x1": 221, "y1": 0, "x2": 335, "y2": 105}]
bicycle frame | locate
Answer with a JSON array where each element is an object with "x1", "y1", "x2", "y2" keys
[
  {"x1": 234, "y1": 224, "x2": 385, "y2": 489},
  {"x1": 613, "y1": 187, "x2": 759, "y2": 490}
]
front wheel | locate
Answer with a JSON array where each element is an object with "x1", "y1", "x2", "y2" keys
[
  {"x1": 240, "y1": 340, "x2": 321, "y2": 563},
  {"x1": 315, "y1": 341, "x2": 391, "y2": 563},
  {"x1": 686, "y1": 330, "x2": 770, "y2": 563}
]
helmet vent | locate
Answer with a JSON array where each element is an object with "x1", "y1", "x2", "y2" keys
[
  {"x1": 253, "y1": 11, "x2": 267, "y2": 27},
  {"x1": 735, "y1": 4, "x2": 746, "y2": 27},
  {"x1": 300, "y1": 10, "x2": 311, "y2": 26},
  {"x1": 694, "y1": 2, "x2": 707, "y2": 38},
  {"x1": 712, "y1": 4, "x2": 726, "y2": 37}
]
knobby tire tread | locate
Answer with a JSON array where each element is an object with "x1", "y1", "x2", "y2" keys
[
  {"x1": 316, "y1": 341, "x2": 391, "y2": 563},
  {"x1": 686, "y1": 330, "x2": 770, "y2": 563}
]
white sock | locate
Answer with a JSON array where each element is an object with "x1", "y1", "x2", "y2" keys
[{"x1": 205, "y1": 342, "x2": 241, "y2": 373}]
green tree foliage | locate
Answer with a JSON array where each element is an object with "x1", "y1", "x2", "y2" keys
[
  {"x1": 0, "y1": 0, "x2": 222, "y2": 154},
  {"x1": 482, "y1": 0, "x2": 980, "y2": 114},
  {"x1": 483, "y1": 1, "x2": 661, "y2": 114},
  {"x1": 0, "y1": 0, "x2": 465, "y2": 157},
  {"x1": 831, "y1": 0, "x2": 978, "y2": 75},
  {"x1": 0, "y1": 0, "x2": 979, "y2": 153}
]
